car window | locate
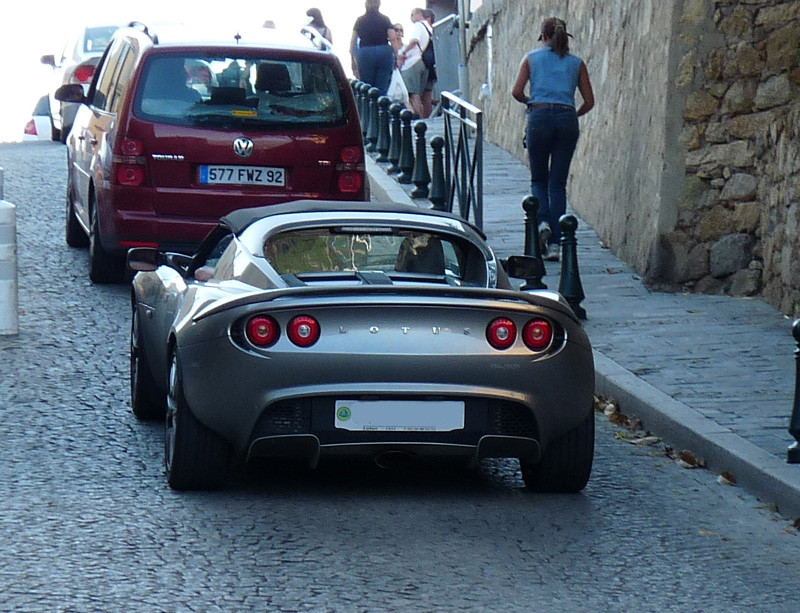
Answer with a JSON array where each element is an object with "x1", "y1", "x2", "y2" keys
[
  {"x1": 92, "y1": 38, "x2": 124, "y2": 110},
  {"x1": 83, "y1": 26, "x2": 118, "y2": 54},
  {"x1": 263, "y1": 227, "x2": 485, "y2": 286},
  {"x1": 134, "y1": 54, "x2": 346, "y2": 128},
  {"x1": 108, "y1": 44, "x2": 136, "y2": 113}
]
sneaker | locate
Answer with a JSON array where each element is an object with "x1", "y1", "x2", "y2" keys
[
  {"x1": 544, "y1": 244, "x2": 560, "y2": 262},
  {"x1": 538, "y1": 221, "x2": 551, "y2": 254}
]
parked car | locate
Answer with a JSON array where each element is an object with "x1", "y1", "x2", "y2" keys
[
  {"x1": 41, "y1": 24, "x2": 120, "y2": 142},
  {"x1": 22, "y1": 96, "x2": 52, "y2": 142},
  {"x1": 56, "y1": 23, "x2": 367, "y2": 284},
  {"x1": 127, "y1": 200, "x2": 595, "y2": 491}
]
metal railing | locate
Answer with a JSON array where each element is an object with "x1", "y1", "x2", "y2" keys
[{"x1": 441, "y1": 91, "x2": 483, "y2": 231}]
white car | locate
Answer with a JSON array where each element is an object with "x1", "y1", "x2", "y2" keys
[
  {"x1": 22, "y1": 96, "x2": 52, "y2": 142},
  {"x1": 41, "y1": 24, "x2": 120, "y2": 142}
]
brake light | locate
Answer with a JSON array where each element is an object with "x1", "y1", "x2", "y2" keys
[
  {"x1": 338, "y1": 171, "x2": 363, "y2": 193},
  {"x1": 117, "y1": 165, "x2": 145, "y2": 186},
  {"x1": 74, "y1": 64, "x2": 95, "y2": 83},
  {"x1": 486, "y1": 318, "x2": 517, "y2": 350},
  {"x1": 522, "y1": 319, "x2": 554, "y2": 351},
  {"x1": 287, "y1": 315, "x2": 320, "y2": 347},
  {"x1": 340, "y1": 146, "x2": 362, "y2": 164},
  {"x1": 24, "y1": 120, "x2": 37, "y2": 136},
  {"x1": 246, "y1": 315, "x2": 280, "y2": 347},
  {"x1": 121, "y1": 139, "x2": 144, "y2": 155}
]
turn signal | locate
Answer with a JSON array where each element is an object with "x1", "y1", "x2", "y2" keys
[
  {"x1": 522, "y1": 319, "x2": 553, "y2": 351},
  {"x1": 246, "y1": 315, "x2": 280, "y2": 347},
  {"x1": 486, "y1": 317, "x2": 517, "y2": 350}
]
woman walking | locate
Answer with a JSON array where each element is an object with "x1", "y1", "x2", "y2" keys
[
  {"x1": 349, "y1": 0, "x2": 398, "y2": 96},
  {"x1": 306, "y1": 8, "x2": 332, "y2": 43},
  {"x1": 512, "y1": 17, "x2": 594, "y2": 261}
]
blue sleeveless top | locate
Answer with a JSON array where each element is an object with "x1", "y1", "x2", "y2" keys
[{"x1": 527, "y1": 47, "x2": 582, "y2": 107}]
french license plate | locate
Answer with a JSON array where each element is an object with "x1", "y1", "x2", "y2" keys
[
  {"x1": 199, "y1": 165, "x2": 285, "y2": 186},
  {"x1": 334, "y1": 400, "x2": 465, "y2": 432}
]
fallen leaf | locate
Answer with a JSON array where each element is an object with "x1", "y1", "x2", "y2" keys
[
  {"x1": 631, "y1": 435, "x2": 662, "y2": 446},
  {"x1": 699, "y1": 530, "x2": 719, "y2": 537},
  {"x1": 717, "y1": 471, "x2": 737, "y2": 486}
]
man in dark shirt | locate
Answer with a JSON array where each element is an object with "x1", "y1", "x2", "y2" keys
[{"x1": 349, "y1": 0, "x2": 398, "y2": 95}]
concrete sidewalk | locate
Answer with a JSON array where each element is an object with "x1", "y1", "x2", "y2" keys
[{"x1": 367, "y1": 116, "x2": 800, "y2": 519}]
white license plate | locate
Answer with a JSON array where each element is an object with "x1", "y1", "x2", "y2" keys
[
  {"x1": 199, "y1": 165, "x2": 285, "y2": 186},
  {"x1": 334, "y1": 400, "x2": 465, "y2": 432}
]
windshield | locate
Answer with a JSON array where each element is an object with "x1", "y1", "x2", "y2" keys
[
  {"x1": 263, "y1": 227, "x2": 487, "y2": 286},
  {"x1": 134, "y1": 54, "x2": 346, "y2": 128}
]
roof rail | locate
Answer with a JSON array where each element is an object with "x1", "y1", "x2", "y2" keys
[
  {"x1": 127, "y1": 21, "x2": 157, "y2": 42},
  {"x1": 300, "y1": 26, "x2": 332, "y2": 51}
]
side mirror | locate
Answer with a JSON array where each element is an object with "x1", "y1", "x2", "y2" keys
[
  {"x1": 502, "y1": 255, "x2": 545, "y2": 280},
  {"x1": 40, "y1": 54, "x2": 56, "y2": 67},
  {"x1": 54, "y1": 83, "x2": 86, "y2": 103},
  {"x1": 127, "y1": 247, "x2": 160, "y2": 273}
]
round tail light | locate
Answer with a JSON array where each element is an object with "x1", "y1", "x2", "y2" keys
[
  {"x1": 74, "y1": 64, "x2": 96, "y2": 83},
  {"x1": 246, "y1": 315, "x2": 280, "y2": 347},
  {"x1": 486, "y1": 317, "x2": 517, "y2": 350},
  {"x1": 288, "y1": 315, "x2": 320, "y2": 347},
  {"x1": 522, "y1": 319, "x2": 554, "y2": 351},
  {"x1": 338, "y1": 171, "x2": 363, "y2": 193},
  {"x1": 340, "y1": 146, "x2": 362, "y2": 164}
]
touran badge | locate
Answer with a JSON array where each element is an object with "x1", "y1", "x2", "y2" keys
[{"x1": 233, "y1": 138, "x2": 254, "y2": 158}]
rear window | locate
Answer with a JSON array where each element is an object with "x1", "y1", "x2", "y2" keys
[
  {"x1": 263, "y1": 227, "x2": 487, "y2": 286},
  {"x1": 133, "y1": 53, "x2": 346, "y2": 129},
  {"x1": 84, "y1": 26, "x2": 118, "y2": 53}
]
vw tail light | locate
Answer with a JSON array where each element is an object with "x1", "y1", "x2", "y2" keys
[
  {"x1": 336, "y1": 146, "x2": 365, "y2": 194},
  {"x1": 287, "y1": 315, "x2": 320, "y2": 347},
  {"x1": 486, "y1": 317, "x2": 517, "y2": 350},
  {"x1": 113, "y1": 138, "x2": 147, "y2": 186},
  {"x1": 74, "y1": 64, "x2": 96, "y2": 84},
  {"x1": 246, "y1": 315, "x2": 280, "y2": 347}
]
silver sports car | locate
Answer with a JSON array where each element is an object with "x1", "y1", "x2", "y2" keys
[{"x1": 128, "y1": 200, "x2": 595, "y2": 491}]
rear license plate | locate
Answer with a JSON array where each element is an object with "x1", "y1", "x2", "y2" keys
[
  {"x1": 199, "y1": 165, "x2": 285, "y2": 186},
  {"x1": 334, "y1": 400, "x2": 465, "y2": 432}
]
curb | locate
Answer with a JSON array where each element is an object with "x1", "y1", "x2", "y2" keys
[
  {"x1": 366, "y1": 156, "x2": 416, "y2": 206},
  {"x1": 595, "y1": 351, "x2": 800, "y2": 519}
]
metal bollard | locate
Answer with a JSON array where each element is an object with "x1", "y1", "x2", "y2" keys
[
  {"x1": 520, "y1": 195, "x2": 547, "y2": 290},
  {"x1": 410, "y1": 122, "x2": 431, "y2": 199},
  {"x1": 387, "y1": 103, "x2": 403, "y2": 175},
  {"x1": 788, "y1": 319, "x2": 800, "y2": 463},
  {"x1": 429, "y1": 136, "x2": 446, "y2": 211},
  {"x1": 558, "y1": 214, "x2": 587, "y2": 320},
  {"x1": 366, "y1": 87, "x2": 380, "y2": 152},
  {"x1": 376, "y1": 96, "x2": 391, "y2": 163},
  {"x1": 359, "y1": 83, "x2": 370, "y2": 136},
  {"x1": 0, "y1": 168, "x2": 19, "y2": 336},
  {"x1": 397, "y1": 109, "x2": 415, "y2": 184}
]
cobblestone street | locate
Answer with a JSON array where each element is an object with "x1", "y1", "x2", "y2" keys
[{"x1": 0, "y1": 142, "x2": 798, "y2": 612}]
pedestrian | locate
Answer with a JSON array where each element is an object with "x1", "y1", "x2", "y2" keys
[
  {"x1": 420, "y1": 9, "x2": 437, "y2": 118},
  {"x1": 306, "y1": 8, "x2": 332, "y2": 43},
  {"x1": 390, "y1": 22, "x2": 404, "y2": 53},
  {"x1": 511, "y1": 17, "x2": 594, "y2": 261},
  {"x1": 349, "y1": 0, "x2": 398, "y2": 96},
  {"x1": 396, "y1": 7, "x2": 430, "y2": 118}
]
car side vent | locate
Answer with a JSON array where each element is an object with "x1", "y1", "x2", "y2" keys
[
  {"x1": 488, "y1": 402, "x2": 537, "y2": 438},
  {"x1": 251, "y1": 400, "x2": 310, "y2": 437}
]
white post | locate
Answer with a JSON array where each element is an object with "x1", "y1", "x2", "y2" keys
[{"x1": 0, "y1": 167, "x2": 19, "y2": 336}]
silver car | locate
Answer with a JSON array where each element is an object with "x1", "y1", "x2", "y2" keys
[
  {"x1": 128, "y1": 201, "x2": 595, "y2": 491},
  {"x1": 41, "y1": 24, "x2": 120, "y2": 142}
]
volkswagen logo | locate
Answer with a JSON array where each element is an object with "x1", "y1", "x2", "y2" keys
[{"x1": 233, "y1": 138, "x2": 254, "y2": 158}]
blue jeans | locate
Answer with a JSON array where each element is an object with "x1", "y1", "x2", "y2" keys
[
  {"x1": 356, "y1": 45, "x2": 395, "y2": 96},
  {"x1": 526, "y1": 107, "x2": 580, "y2": 246}
]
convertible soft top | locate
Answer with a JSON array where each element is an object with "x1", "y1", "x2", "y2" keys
[{"x1": 220, "y1": 200, "x2": 485, "y2": 237}]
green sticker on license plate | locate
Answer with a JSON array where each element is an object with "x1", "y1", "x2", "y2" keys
[{"x1": 334, "y1": 400, "x2": 465, "y2": 432}]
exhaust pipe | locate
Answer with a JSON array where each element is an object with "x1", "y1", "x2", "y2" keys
[{"x1": 374, "y1": 450, "x2": 415, "y2": 470}]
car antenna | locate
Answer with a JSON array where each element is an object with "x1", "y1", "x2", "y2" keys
[{"x1": 234, "y1": 32, "x2": 241, "y2": 44}]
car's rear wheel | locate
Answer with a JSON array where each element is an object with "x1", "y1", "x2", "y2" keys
[
  {"x1": 165, "y1": 350, "x2": 230, "y2": 490},
  {"x1": 65, "y1": 178, "x2": 89, "y2": 248},
  {"x1": 520, "y1": 410, "x2": 594, "y2": 493},
  {"x1": 88, "y1": 195, "x2": 122, "y2": 284},
  {"x1": 130, "y1": 306, "x2": 165, "y2": 420}
]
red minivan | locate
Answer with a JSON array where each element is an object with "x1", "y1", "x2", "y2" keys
[{"x1": 57, "y1": 23, "x2": 367, "y2": 283}]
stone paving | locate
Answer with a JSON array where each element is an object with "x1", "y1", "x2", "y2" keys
[{"x1": 368, "y1": 114, "x2": 800, "y2": 517}]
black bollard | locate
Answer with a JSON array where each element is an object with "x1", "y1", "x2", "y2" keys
[
  {"x1": 397, "y1": 109, "x2": 415, "y2": 184},
  {"x1": 359, "y1": 83, "x2": 370, "y2": 137},
  {"x1": 429, "y1": 136, "x2": 446, "y2": 211},
  {"x1": 520, "y1": 195, "x2": 547, "y2": 290},
  {"x1": 411, "y1": 122, "x2": 431, "y2": 199},
  {"x1": 558, "y1": 214, "x2": 587, "y2": 320},
  {"x1": 387, "y1": 103, "x2": 403, "y2": 174},
  {"x1": 366, "y1": 87, "x2": 380, "y2": 152},
  {"x1": 788, "y1": 319, "x2": 800, "y2": 463},
  {"x1": 376, "y1": 96, "x2": 391, "y2": 163}
]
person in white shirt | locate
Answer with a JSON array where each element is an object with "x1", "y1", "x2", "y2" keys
[{"x1": 396, "y1": 7, "x2": 430, "y2": 118}]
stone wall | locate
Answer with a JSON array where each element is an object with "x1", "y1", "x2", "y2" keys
[{"x1": 466, "y1": 0, "x2": 800, "y2": 317}]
